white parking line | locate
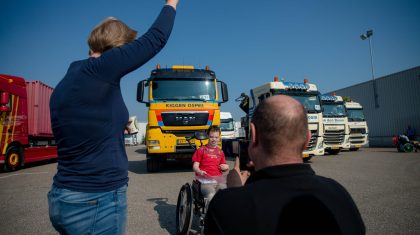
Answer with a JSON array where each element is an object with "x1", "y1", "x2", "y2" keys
[{"x1": 0, "y1": 172, "x2": 49, "y2": 179}]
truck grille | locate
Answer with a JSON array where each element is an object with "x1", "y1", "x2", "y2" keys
[
  {"x1": 307, "y1": 130, "x2": 318, "y2": 151},
  {"x1": 175, "y1": 145, "x2": 196, "y2": 153},
  {"x1": 349, "y1": 135, "x2": 366, "y2": 144},
  {"x1": 161, "y1": 112, "x2": 209, "y2": 126},
  {"x1": 350, "y1": 128, "x2": 366, "y2": 134},
  {"x1": 324, "y1": 130, "x2": 345, "y2": 145}
]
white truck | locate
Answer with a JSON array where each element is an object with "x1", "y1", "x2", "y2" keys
[
  {"x1": 235, "y1": 78, "x2": 325, "y2": 161},
  {"x1": 320, "y1": 94, "x2": 350, "y2": 154},
  {"x1": 220, "y1": 112, "x2": 236, "y2": 157},
  {"x1": 220, "y1": 112, "x2": 235, "y2": 139},
  {"x1": 344, "y1": 101, "x2": 369, "y2": 150}
]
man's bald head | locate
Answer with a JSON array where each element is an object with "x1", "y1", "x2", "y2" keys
[{"x1": 251, "y1": 95, "x2": 308, "y2": 157}]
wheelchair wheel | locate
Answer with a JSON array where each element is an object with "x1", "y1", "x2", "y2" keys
[
  {"x1": 403, "y1": 143, "x2": 414, "y2": 153},
  {"x1": 176, "y1": 183, "x2": 193, "y2": 235}
]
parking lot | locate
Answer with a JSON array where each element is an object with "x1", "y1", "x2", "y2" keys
[{"x1": 0, "y1": 146, "x2": 419, "y2": 235}]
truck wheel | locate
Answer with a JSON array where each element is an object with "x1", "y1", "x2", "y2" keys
[
  {"x1": 303, "y1": 156, "x2": 312, "y2": 162},
  {"x1": 147, "y1": 154, "x2": 161, "y2": 173},
  {"x1": 5, "y1": 147, "x2": 21, "y2": 171},
  {"x1": 349, "y1": 148, "x2": 359, "y2": 151}
]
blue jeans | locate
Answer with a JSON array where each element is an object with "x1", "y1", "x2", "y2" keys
[{"x1": 48, "y1": 184, "x2": 127, "y2": 235}]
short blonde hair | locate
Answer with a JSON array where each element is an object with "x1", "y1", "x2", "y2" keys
[{"x1": 88, "y1": 17, "x2": 137, "y2": 54}]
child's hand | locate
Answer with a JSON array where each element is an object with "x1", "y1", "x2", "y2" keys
[
  {"x1": 198, "y1": 170, "x2": 207, "y2": 176},
  {"x1": 219, "y1": 164, "x2": 229, "y2": 172}
]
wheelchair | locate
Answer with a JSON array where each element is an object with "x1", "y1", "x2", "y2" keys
[
  {"x1": 395, "y1": 134, "x2": 419, "y2": 153},
  {"x1": 175, "y1": 131, "x2": 211, "y2": 235}
]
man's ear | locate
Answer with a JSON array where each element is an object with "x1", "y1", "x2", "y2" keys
[
  {"x1": 250, "y1": 123, "x2": 258, "y2": 147},
  {"x1": 305, "y1": 129, "x2": 311, "y2": 149}
]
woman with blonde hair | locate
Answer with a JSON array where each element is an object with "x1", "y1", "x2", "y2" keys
[{"x1": 48, "y1": 1, "x2": 179, "y2": 234}]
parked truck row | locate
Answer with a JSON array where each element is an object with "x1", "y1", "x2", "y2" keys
[
  {"x1": 1, "y1": 67, "x2": 369, "y2": 172},
  {"x1": 229, "y1": 76, "x2": 368, "y2": 161}
]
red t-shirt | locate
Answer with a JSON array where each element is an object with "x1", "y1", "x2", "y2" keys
[{"x1": 192, "y1": 145, "x2": 226, "y2": 177}]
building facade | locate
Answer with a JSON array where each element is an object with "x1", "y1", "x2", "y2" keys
[{"x1": 333, "y1": 66, "x2": 420, "y2": 147}]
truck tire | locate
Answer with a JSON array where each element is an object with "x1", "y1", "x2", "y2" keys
[
  {"x1": 147, "y1": 154, "x2": 161, "y2": 173},
  {"x1": 349, "y1": 148, "x2": 359, "y2": 151},
  {"x1": 5, "y1": 147, "x2": 21, "y2": 172},
  {"x1": 303, "y1": 156, "x2": 312, "y2": 162}
]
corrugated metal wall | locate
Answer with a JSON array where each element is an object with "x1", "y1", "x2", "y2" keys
[{"x1": 333, "y1": 66, "x2": 420, "y2": 146}]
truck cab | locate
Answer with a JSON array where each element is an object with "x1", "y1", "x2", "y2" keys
[
  {"x1": 344, "y1": 101, "x2": 369, "y2": 150},
  {"x1": 220, "y1": 112, "x2": 235, "y2": 157},
  {"x1": 220, "y1": 112, "x2": 235, "y2": 140},
  {"x1": 137, "y1": 65, "x2": 228, "y2": 172},
  {"x1": 236, "y1": 78, "x2": 325, "y2": 161},
  {"x1": 320, "y1": 94, "x2": 350, "y2": 154}
]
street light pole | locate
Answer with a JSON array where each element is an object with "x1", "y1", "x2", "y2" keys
[{"x1": 360, "y1": 30, "x2": 379, "y2": 108}]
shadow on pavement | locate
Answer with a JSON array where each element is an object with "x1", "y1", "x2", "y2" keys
[
  {"x1": 134, "y1": 148, "x2": 147, "y2": 154},
  {"x1": 128, "y1": 159, "x2": 193, "y2": 175},
  {"x1": 147, "y1": 198, "x2": 177, "y2": 235},
  {"x1": 0, "y1": 158, "x2": 57, "y2": 174}
]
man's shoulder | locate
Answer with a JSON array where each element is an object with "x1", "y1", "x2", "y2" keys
[
  {"x1": 211, "y1": 186, "x2": 252, "y2": 209},
  {"x1": 213, "y1": 186, "x2": 245, "y2": 201}
]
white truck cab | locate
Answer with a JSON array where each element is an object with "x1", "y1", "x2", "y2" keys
[
  {"x1": 220, "y1": 112, "x2": 235, "y2": 140},
  {"x1": 320, "y1": 94, "x2": 350, "y2": 154},
  {"x1": 220, "y1": 112, "x2": 236, "y2": 157},
  {"x1": 344, "y1": 101, "x2": 369, "y2": 150},
  {"x1": 237, "y1": 78, "x2": 325, "y2": 161}
]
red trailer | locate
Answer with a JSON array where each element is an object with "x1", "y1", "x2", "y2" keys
[{"x1": 0, "y1": 74, "x2": 57, "y2": 171}]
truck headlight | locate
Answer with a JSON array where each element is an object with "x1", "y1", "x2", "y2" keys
[{"x1": 148, "y1": 140, "x2": 160, "y2": 145}]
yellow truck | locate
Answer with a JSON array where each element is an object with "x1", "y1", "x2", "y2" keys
[{"x1": 137, "y1": 65, "x2": 228, "y2": 172}]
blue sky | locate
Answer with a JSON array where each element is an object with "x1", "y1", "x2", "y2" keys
[{"x1": 1, "y1": 0, "x2": 419, "y2": 121}]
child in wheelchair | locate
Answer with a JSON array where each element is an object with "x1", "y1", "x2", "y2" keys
[{"x1": 192, "y1": 126, "x2": 229, "y2": 205}]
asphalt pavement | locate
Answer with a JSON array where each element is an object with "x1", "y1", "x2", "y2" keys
[{"x1": 0, "y1": 146, "x2": 419, "y2": 234}]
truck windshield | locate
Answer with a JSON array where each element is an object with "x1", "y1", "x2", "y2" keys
[
  {"x1": 322, "y1": 104, "x2": 346, "y2": 117},
  {"x1": 152, "y1": 78, "x2": 216, "y2": 101},
  {"x1": 347, "y1": 109, "x2": 365, "y2": 121},
  {"x1": 220, "y1": 119, "x2": 234, "y2": 131},
  {"x1": 271, "y1": 91, "x2": 321, "y2": 113}
]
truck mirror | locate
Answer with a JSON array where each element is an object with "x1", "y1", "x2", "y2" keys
[
  {"x1": 0, "y1": 92, "x2": 10, "y2": 112},
  {"x1": 194, "y1": 131, "x2": 208, "y2": 140},
  {"x1": 219, "y1": 81, "x2": 229, "y2": 103},
  {"x1": 136, "y1": 80, "x2": 148, "y2": 104},
  {"x1": 1, "y1": 92, "x2": 9, "y2": 105}
]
